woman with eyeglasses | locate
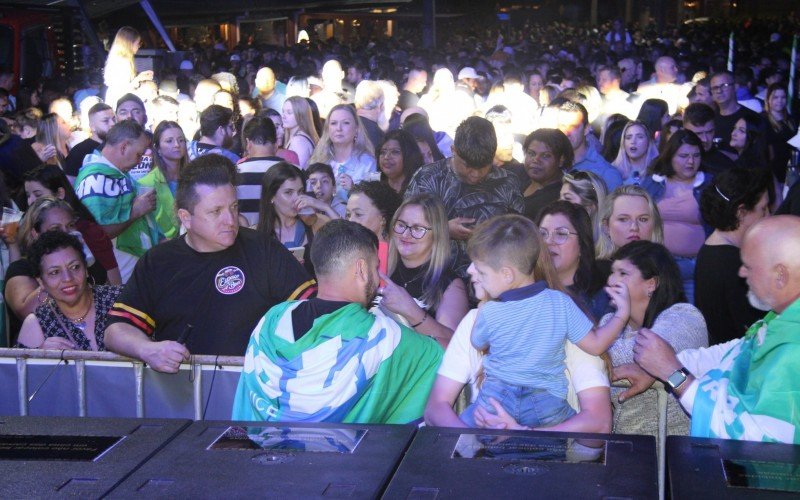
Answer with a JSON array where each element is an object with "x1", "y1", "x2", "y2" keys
[
  {"x1": 378, "y1": 194, "x2": 469, "y2": 348},
  {"x1": 559, "y1": 170, "x2": 608, "y2": 241},
  {"x1": 537, "y1": 201, "x2": 608, "y2": 320},
  {"x1": 376, "y1": 129, "x2": 425, "y2": 195},
  {"x1": 521, "y1": 128, "x2": 574, "y2": 222},
  {"x1": 641, "y1": 130, "x2": 713, "y2": 304}
]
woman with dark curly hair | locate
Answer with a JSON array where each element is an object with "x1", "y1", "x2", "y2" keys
[
  {"x1": 521, "y1": 128, "x2": 574, "y2": 221},
  {"x1": 345, "y1": 181, "x2": 402, "y2": 243},
  {"x1": 16, "y1": 231, "x2": 122, "y2": 351},
  {"x1": 695, "y1": 167, "x2": 771, "y2": 345}
]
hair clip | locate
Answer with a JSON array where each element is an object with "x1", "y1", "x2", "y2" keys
[{"x1": 715, "y1": 185, "x2": 731, "y2": 202}]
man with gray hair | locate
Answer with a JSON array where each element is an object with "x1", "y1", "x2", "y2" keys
[
  {"x1": 232, "y1": 219, "x2": 442, "y2": 423},
  {"x1": 75, "y1": 119, "x2": 156, "y2": 282},
  {"x1": 618, "y1": 215, "x2": 800, "y2": 444},
  {"x1": 354, "y1": 80, "x2": 385, "y2": 148}
]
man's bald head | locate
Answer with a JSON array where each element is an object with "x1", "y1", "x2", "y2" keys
[
  {"x1": 740, "y1": 216, "x2": 800, "y2": 313},
  {"x1": 655, "y1": 57, "x2": 677, "y2": 84},
  {"x1": 255, "y1": 67, "x2": 276, "y2": 94}
]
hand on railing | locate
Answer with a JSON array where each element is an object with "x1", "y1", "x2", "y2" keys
[{"x1": 140, "y1": 340, "x2": 190, "y2": 374}]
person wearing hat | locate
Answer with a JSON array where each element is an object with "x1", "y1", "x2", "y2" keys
[{"x1": 456, "y1": 66, "x2": 479, "y2": 98}]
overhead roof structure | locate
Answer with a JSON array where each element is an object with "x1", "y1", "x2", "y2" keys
[{"x1": 17, "y1": 0, "x2": 411, "y2": 22}]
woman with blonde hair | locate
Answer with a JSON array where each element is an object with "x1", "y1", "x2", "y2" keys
[
  {"x1": 612, "y1": 121, "x2": 659, "y2": 184},
  {"x1": 103, "y1": 26, "x2": 153, "y2": 109},
  {"x1": 309, "y1": 104, "x2": 376, "y2": 199},
  {"x1": 281, "y1": 96, "x2": 319, "y2": 168},
  {"x1": 32, "y1": 113, "x2": 70, "y2": 169},
  {"x1": 379, "y1": 193, "x2": 469, "y2": 348},
  {"x1": 596, "y1": 185, "x2": 664, "y2": 261},
  {"x1": 559, "y1": 170, "x2": 608, "y2": 241}
]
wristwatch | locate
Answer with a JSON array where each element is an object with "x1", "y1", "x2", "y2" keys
[{"x1": 666, "y1": 367, "x2": 691, "y2": 392}]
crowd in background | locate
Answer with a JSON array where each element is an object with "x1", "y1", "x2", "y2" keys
[{"x1": 0, "y1": 14, "x2": 799, "y2": 442}]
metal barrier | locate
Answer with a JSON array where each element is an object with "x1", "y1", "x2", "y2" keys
[
  {"x1": 0, "y1": 348, "x2": 243, "y2": 421},
  {"x1": 0, "y1": 349, "x2": 671, "y2": 498}
]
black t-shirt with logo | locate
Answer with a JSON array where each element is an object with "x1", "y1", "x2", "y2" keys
[{"x1": 107, "y1": 227, "x2": 315, "y2": 356}]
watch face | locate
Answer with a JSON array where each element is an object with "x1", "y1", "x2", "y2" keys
[{"x1": 667, "y1": 369, "x2": 687, "y2": 389}]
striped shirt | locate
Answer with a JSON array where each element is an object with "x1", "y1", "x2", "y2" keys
[
  {"x1": 237, "y1": 156, "x2": 283, "y2": 227},
  {"x1": 472, "y1": 281, "x2": 593, "y2": 398}
]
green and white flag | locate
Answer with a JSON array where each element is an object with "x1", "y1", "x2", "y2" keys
[
  {"x1": 691, "y1": 300, "x2": 800, "y2": 443},
  {"x1": 233, "y1": 301, "x2": 443, "y2": 424}
]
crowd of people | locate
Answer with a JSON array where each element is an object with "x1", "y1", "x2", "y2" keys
[{"x1": 0, "y1": 15, "x2": 799, "y2": 444}]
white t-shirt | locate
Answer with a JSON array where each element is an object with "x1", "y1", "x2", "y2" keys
[{"x1": 437, "y1": 309, "x2": 609, "y2": 411}]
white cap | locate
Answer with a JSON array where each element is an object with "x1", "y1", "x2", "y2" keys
[
  {"x1": 180, "y1": 60, "x2": 193, "y2": 70},
  {"x1": 457, "y1": 67, "x2": 479, "y2": 80},
  {"x1": 230, "y1": 54, "x2": 241, "y2": 61}
]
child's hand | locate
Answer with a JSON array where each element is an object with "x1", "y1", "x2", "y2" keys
[{"x1": 604, "y1": 282, "x2": 631, "y2": 320}]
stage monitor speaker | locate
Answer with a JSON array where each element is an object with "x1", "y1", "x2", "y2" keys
[
  {"x1": 667, "y1": 435, "x2": 800, "y2": 499},
  {"x1": 0, "y1": 416, "x2": 190, "y2": 497},
  {"x1": 382, "y1": 427, "x2": 658, "y2": 499},
  {"x1": 108, "y1": 420, "x2": 416, "y2": 498}
]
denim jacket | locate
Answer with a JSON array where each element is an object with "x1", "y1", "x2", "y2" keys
[{"x1": 640, "y1": 171, "x2": 713, "y2": 235}]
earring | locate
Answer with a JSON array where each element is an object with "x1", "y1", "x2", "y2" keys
[{"x1": 647, "y1": 290, "x2": 653, "y2": 297}]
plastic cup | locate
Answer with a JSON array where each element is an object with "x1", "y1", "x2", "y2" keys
[{"x1": 1, "y1": 207, "x2": 22, "y2": 241}]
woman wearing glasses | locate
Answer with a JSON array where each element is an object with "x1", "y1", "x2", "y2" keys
[
  {"x1": 521, "y1": 129, "x2": 574, "y2": 222},
  {"x1": 538, "y1": 201, "x2": 608, "y2": 320},
  {"x1": 378, "y1": 194, "x2": 469, "y2": 348}
]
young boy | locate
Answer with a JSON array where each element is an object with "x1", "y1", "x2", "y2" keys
[
  {"x1": 461, "y1": 214, "x2": 628, "y2": 428},
  {"x1": 307, "y1": 162, "x2": 346, "y2": 218}
]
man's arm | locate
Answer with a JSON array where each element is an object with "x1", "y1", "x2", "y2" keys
[
  {"x1": 105, "y1": 322, "x2": 189, "y2": 373},
  {"x1": 423, "y1": 375, "x2": 470, "y2": 428}
]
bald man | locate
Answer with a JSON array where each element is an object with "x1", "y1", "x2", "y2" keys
[
  {"x1": 635, "y1": 56, "x2": 686, "y2": 114},
  {"x1": 252, "y1": 67, "x2": 286, "y2": 112},
  {"x1": 618, "y1": 215, "x2": 800, "y2": 443},
  {"x1": 311, "y1": 59, "x2": 349, "y2": 118}
]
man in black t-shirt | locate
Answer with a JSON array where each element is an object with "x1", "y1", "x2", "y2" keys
[
  {"x1": 64, "y1": 102, "x2": 116, "y2": 181},
  {"x1": 710, "y1": 71, "x2": 766, "y2": 155},
  {"x1": 105, "y1": 154, "x2": 315, "y2": 371},
  {"x1": 683, "y1": 103, "x2": 736, "y2": 176}
]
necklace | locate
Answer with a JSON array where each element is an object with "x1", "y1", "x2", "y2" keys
[
  {"x1": 397, "y1": 263, "x2": 427, "y2": 288},
  {"x1": 61, "y1": 295, "x2": 94, "y2": 332}
]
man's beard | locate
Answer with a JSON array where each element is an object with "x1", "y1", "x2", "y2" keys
[
  {"x1": 747, "y1": 290, "x2": 772, "y2": 312},
  {"x1": 222, "y1": 132, "x2": 234, "y2": 150},
  {"x1": 365, "y1": 272, "x2": 379, "y2": 305}
]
